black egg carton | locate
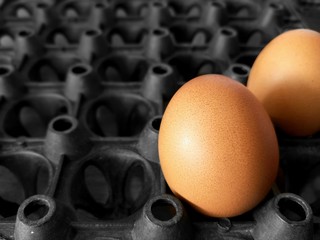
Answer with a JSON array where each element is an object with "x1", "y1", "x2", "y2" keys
[{"x1": 0, "y1": 0, "x2": 318, "y2": 239}]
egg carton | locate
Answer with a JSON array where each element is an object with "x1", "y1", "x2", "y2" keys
[{"x1": 0, "y1": 0, "x2": 318, "y2": 239}]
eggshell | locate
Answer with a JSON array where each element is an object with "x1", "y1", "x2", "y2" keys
[
  {"x1": 158, "y1": 74, "x2": 279, "y2": 218},
  {"x1": 247, "y1": 29, "x2": 320, "y2": 136}
]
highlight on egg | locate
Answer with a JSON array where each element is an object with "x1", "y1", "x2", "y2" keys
[
  {"x1": 247, "y1": 29, "x2": 320, "y2": 137},
  {"x1": 158, "y1": 74, "x2": 279, "y2": 218}
]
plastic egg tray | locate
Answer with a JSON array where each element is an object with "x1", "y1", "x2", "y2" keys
[{"x1": 0, "y1": 0, "x2": 318, "y2": 239}]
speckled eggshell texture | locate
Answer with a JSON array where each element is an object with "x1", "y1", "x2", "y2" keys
[
  {"x1": 247, "y1": 29, "x2": 320, "y2": 136},
  {"x1": 158, "y1": 74, "x2": 279, "y2": 218}
]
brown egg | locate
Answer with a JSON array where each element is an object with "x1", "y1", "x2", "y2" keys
[
  {"x1": 158, "y1": 74, "x2": 279, "y2": 218},
  {"x1": 247, "y1": 29, "x2": 320, "y2": 136}
]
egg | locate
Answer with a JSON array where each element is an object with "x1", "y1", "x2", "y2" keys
[
  {"x1": 158, "y1": 74, "x2": 279, "y2": 218},
  {"x1": 247, "y1": 29, "x2": 320, "y2": 136}
]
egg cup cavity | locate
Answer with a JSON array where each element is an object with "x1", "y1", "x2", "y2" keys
[
  {"x1": 23, "y1": 53, "x2": 82, "y2": 83},
  {"x1": 82, "y1": 92, "x2": 157, "y2": 138},
  {"x1": 67, "y1": 147, "x2": 156, "y2": 221},
  {"x1": 106, "y1": 25, "x2": 148, "y2": 46},
  {"x1": 0, "y1": 94, "x2": 72, "y2": 138},
  {"x1": 94, "y1": 54, "x2": 150, "y2": 83},
  {"x1": 169, "y1": 24, "x2": 212, "y2": 45},
  {"x1": 167, "y1": 53, "x2": 222, "y2": 82},
  {"x1": 54, "y1": 0, "x2": 94, "y2": 20},
  {"x1": 43, "y1": 24, "x2": 88, "y2": 47},
  {"x1": 1, "y1": 2, "x2": 34, "y2": 20},
  {"x1": 113, "y1": 1, "x2": 152, "y2": 18},
  {"x1": 0, "y1": 151, "x2": 53, "y2": 219}
]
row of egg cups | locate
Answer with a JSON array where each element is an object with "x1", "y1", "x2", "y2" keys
[
  {"x1": 0, "y1": 23, "x2": 261, "y2": 59},
  {"x1": 0, "y1": 0, "x2": 299, "y2": 53},
  {"x1": 0, "y1": 0, "x2": 288, "y2": 23},
  {"x1": 1, "y1": 115, "x2": 313, "y2": 240},
  {"x1": 0, "y1": 60, "x2": 168, "y2": 138},
  {"x1": 0, "y1": 5, "x2": 299, "y2": 51},
  {"x1": 0, "y1": 114, "x2": 315, "y2": 240},
  {"x1": 9, "y1": 193, "x2": 316, "y2": 240},
  {"x1": 0, "y1": 25, "x2": 259, "y2": 88},
  {"x1": 0, "y1": 114, "x2": 163, "y2": 219}
]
